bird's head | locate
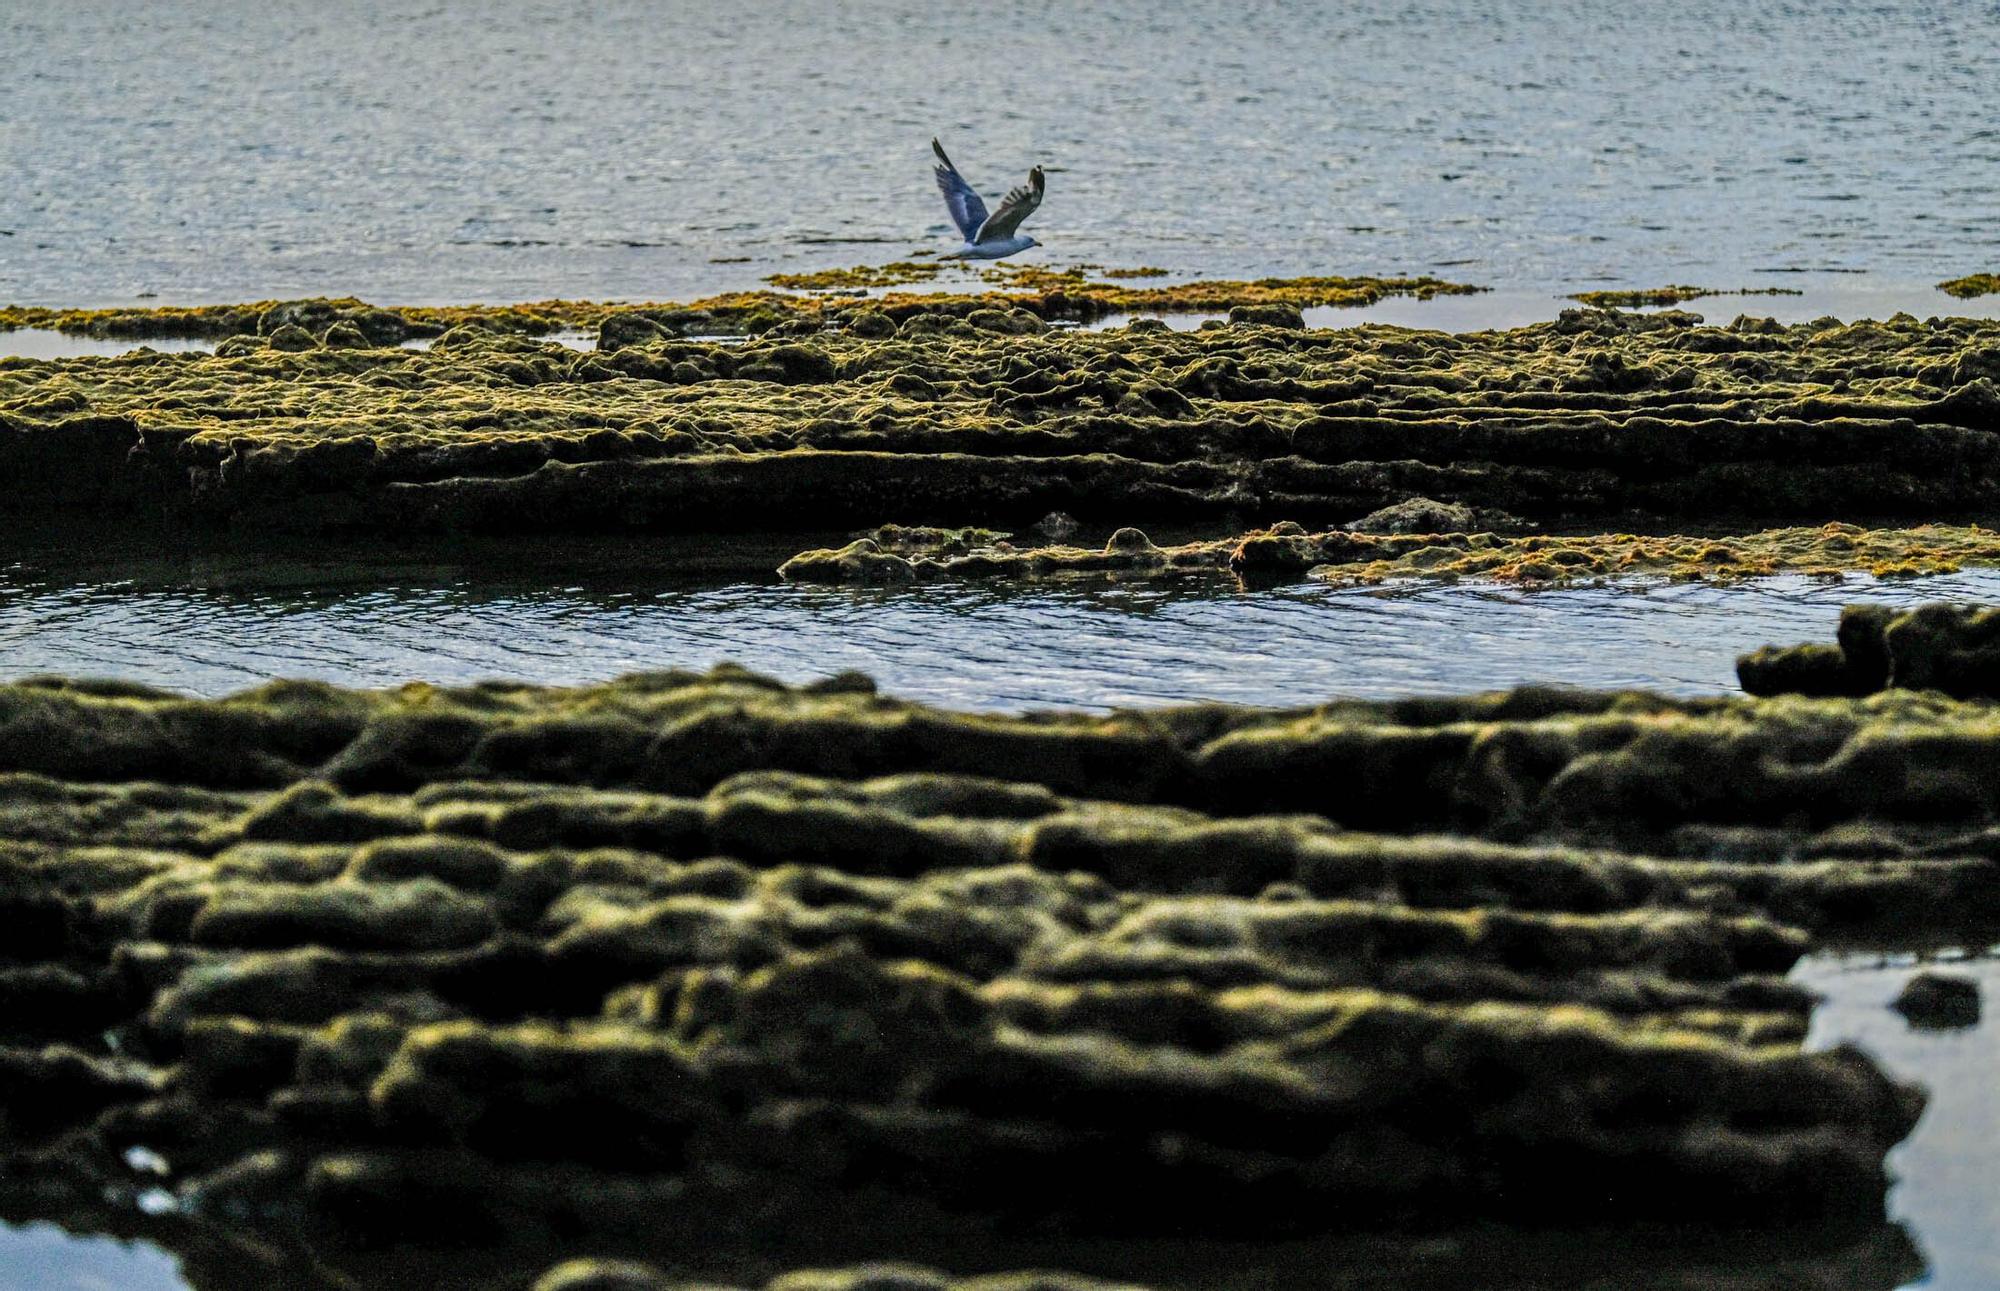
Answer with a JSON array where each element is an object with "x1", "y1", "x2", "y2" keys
[{"x1": 1026, "y1": 237, "x2": 1042, "y2": 249}]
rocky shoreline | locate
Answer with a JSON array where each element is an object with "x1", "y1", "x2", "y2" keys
[
  {"x1": 776, "y1": 520, "x2": 2000, "y2": 587},
  {"x1": 4, "y1": 289, "x2": 2000, "y2": 571},
  {"x1": 6, "y1": 281, "x2": 2000, "y2": 1287},
  {"x1": 4, "y1": 666, "x2": 1996, "y2": 1286}
]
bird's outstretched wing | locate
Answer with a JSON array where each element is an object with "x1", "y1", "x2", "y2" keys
[
  {"x1": 932, "y1": 138, "x2": 989, "y2": 242},
  {"x1": 974, "y1": 166, "x2": 1044, "y2": 243}
]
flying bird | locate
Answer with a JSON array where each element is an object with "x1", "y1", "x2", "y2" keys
[{"x1": 932, "y1": 139, "x2": 1045, "y2": 261}]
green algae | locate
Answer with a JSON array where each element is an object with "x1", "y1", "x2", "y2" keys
[
  {"x1": 1300, "y1": 521, "x2": 2000, "y2": 586},
  {"x1": 4, "y1": 666, "x2": 1990, "y2": 1284},
  {"x1": 1568, "y1": 286, "x2": 1804, "y2": 309},
  {"x1": 0, "y1": 271, "x2": 1488, "y2": 344},
  {"x1": 765, "y1": 263, "x2": 946, "y2": 291},
  {"x1": 1937, "y1": 273, "x2": 2000, "y2": 299},
  {"x1": 516, "y1": 1245, "x2": 1924, "y2": 1291},
  {"x1": 778, "y1": 521, "x2": 2000, "y2": 589},
  {"x1": 8, "y1": 302, "x2": 2000, "y2": 537},
  {"x1": 974, "y1": 263, "x2": 1486, "y2": 311}
]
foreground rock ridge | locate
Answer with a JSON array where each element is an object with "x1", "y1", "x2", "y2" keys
[
  {"x1": 2, "y1": 666, "x2": 1985, "y2": 1287},
  {"x1": 1741, "y1": 601, "x2": 2000, "y2": 699},
  {"x1": 778, "y1": 520, "x2": 2000, "y2": 587},
  {"x1": 5, "y1": 294, "x2": 2000, "y2": 553}
]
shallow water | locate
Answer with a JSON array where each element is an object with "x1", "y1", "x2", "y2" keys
[
  {"x1": 1796, "y1": 950, "x2": 2000, "y2": 1291},
  {"x1": 9, "y1": 546, "x2": 2000, "y2": 708},
  {"x1": 0, "y1": 1224, "x2": 183, "y2": 1291},
  {"x1": 0, "y1": 331, "x2": 220, "y2": 360},
  {"x1": 4, "y1": 0, "x2": 1999, "y2": 308}
]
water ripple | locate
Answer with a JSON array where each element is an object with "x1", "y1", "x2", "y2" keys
[{"x1": 7, "y1": 567, "x2": 2000, "y2": 710}]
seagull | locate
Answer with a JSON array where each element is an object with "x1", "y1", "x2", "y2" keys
[{"x1": 932, "y1": 139, "x2": 1045, "y2": 260}]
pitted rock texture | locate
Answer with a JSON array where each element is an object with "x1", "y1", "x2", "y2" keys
[
  {"x1": 779, "y1": 521, "x2": 2000, "y2": 588},
  {"x1": 2, "y1": 665, "x2": 1984, "y2": 1289},
  {"x1": 6, "y1": 299, "x2": 2000, "y2": 535}
]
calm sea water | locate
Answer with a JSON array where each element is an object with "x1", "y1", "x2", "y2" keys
[
  {"x1": 8, "y1": 538, "x2": 2000, "y2": 708},
  {"x1": 3, "y1": 0, "x2": 1998, "y2": 308}
]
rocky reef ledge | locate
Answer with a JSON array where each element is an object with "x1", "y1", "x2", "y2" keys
[
  {"x1": 3, "y1": 666, "x2": 1988, "y2": 1287},
  {"x1": 1741, "y1": 601, "x2": 2000, "y2": 698},
  {"x1": 778, "y1": 520, "x2": 2000, "y2": 587},
  {"x1": 5, "y1": 293, "x2": 2000, "y2": 540}
]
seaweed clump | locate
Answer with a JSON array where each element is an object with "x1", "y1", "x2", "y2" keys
[
  {"x1": 1937, "y1": 274, "x2": 2000, "y2": 300},
  {"x1": 765, "y1": 263, "x2": 946, "y2": 291},
  {"x1": 1569, "y1": 286, "x2": 1804, "y2": 309}
]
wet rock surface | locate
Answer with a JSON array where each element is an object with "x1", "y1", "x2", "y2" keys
[
  {"x1": 1740, "y1": 601, "x2": 2000, "y2": 697},
  {"x1": 779, "y1": 521, "x2": 2000, "y2": 589},
  {"x1": 530, "y1": 1260, "x2": 1146, "y2": 1291},
  {"x1": 0, "y1": 666, "x2": 1987, "y2": 1286},
  {"x1": 7, "y1": 297, "x2": 2000, "y2": 539},
  {"x1": 1891, "y1": 971, "x2": 1981, "y2": 1028}
]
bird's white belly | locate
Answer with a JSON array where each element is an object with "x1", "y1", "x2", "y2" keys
[{"x1": 950, "y1": 235, "x2": 1036, "y2": 260}]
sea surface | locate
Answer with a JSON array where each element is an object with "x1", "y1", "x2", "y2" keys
[
  {"x1": 10, "y1": 540, "x2": 2000, "y2": 708},
  {"x1": 3, "y1": 0, "x2": 1999, "y2": 309}
]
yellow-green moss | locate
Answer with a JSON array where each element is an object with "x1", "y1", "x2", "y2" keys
[
  {"x1": 763, "y1": 262, "x2": 945, "y2": 290},
  {"x1": 1305, "y1": 522, "x2": 2000, "y2": 586},
  {"x1": 1938, "y1": 273, "x2": 2000, "y2": 300},
  {"x1": 9, "y1": 303, "x2": 2000, "y2": 537},
  {"x1": 781, "y1": 523, "x2": 2000, "y2": 590},
  {"x1": 0, "y1": 664, "x2": 1976, "y2": 1268},
  {"x1": 1569, "y1": 285, "x2": 1805, "y2": 309}
]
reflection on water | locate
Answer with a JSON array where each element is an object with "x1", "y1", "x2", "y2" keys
[
  {"x1": 1797, "y1": 950, "x2": 2000, "y2": 1291},
  {"x1": 8, "y1": 553, "x2": 2000, "y2": 708},
  {"x1": 0, "y1": 331, "x2": 217, "y2": 360}
]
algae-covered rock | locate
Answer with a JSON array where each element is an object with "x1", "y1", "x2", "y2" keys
[
  {"x1": 598, "y1": 314, "x2": 669, "y2": 352},
  {"x1": 766, "y1": 1268, "x2": 950, "y2": 1291},
  {"x1": 12, "y1": 293, "x2": 2000, "y2": 541},
  {"x1": 966, "y1": 307, "x2": 1049, "y2": 335},
  {"x1": 532, "y1": 1260, "x2": 684, "y2": 1291},
  {"x1": 525, "y1": 1263, "x2": 1152, "y2": 1291},
  {"x1": 0, "y1": 666, "x2": 1973, "y2": 1271},
  {"x1": 1892, "y1": 970, "x2": 1980, "y2": 1028},
  {"x1": 1227, "y1": 303, "x2": 1306, "y2": 329},
  {"x1": 213, "y1": 334, "x2": 266, "y2": 357},
  {"x1": 1345, "y1": 497, "x2": 1479, "y2": 534},
  {"x1": 322, "y1": 320, "x2": 376, "y2": 350},
  {"x1": 1740, "y1": 601, "x2": 2000, "y2": 698},
  {"x1": 1938, "y1": 273, "x2": 2000, "y2": 299},
  {"x1": 776, "y1": 538, "x2": 917, "y2": 584},
  {"x1": 846, "y1": 310, "x2": 896, "y2": 339},
  {"x1": 1103, "y1": 526, "x2": 1158, "y2": 555}
]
